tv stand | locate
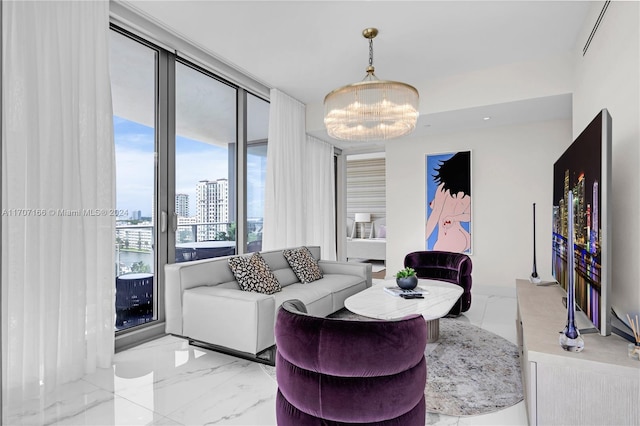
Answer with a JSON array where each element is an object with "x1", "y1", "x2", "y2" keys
[
  {"x1": 611, "y1": 309, "x2": 638, "y2": 343},
  {"x1": 516, "y1": 279, "x2": 639, "y2": 425}
]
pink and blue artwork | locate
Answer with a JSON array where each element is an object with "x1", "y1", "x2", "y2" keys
[{"x1": 425, "y1": 151, "x2": 472, "y2": 254}]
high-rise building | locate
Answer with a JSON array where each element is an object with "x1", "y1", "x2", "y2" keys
[
  {"x1": 562, "y1": 169, "x2": 569, "y2": 237},
  {"x1": 575, "y1": 174, "x2": 586, "y2": 243},
  {"x1": 586, "y1": 204, "x2": 591, "y2": 252},
  {"x1": 559, "y1": 198, "x2": 566, "y2": 237},
  {"x1": 196, "y1": 179, "x2": 229, "y2": 241},
  {"x1": 116, "y1": 225, "x2": 153, "y2": 254},
  {"x1": 176, "y1": 193, "x2": 190, "y2": 217},
  {"x1": 592, "y1": 180, "x2": 599, "y2": 253}
]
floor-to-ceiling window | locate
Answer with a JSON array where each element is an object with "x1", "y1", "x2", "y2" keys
[
  {"x1": 246, "y1": 93, "x2": 270, "y2": 253},
  {"x1": 109, "y1": 29, "x2": 159, "y2": 331},
  {"x1": 174, "y1": 62, "x2": 237, "y2": 262},
  {"x1": 109, "y1": 25, "x2": 269, "y2": 345}
]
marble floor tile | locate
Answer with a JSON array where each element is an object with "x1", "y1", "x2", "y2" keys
[
  {"x1": 48, "y1": 394, "x2": 166, "y2": 426},
  {"x1": 9, "y1": 292, "x2": 526, "y2": 426},
  {"x1": 458, "y1": 401, "x2": 527, "y2": 426},
  {"x1": 163, "y1": 364, "x2": 277, "y2": 425},
  {"x1": 4, "y1": 379, "x2": 108, "y2": 425},
  {"x1": 4, "y1": 378, "x2": 165, "y2": 426},
  {"x1": 459, "y1": 294, "x2": 489, "y2": 327},
  {"x1": 88, "y1": 346, "x2": 254, "y2": 416},
  {"x1": 426, "y1": 411, "x2": 460, "y2": 425},
  {"x1": 480, "y1": 296, "x2": 519, "y2": 343}
]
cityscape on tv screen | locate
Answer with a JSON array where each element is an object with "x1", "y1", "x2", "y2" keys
[{"x1": 552, "y1": 113, "x2": 603, "y2": 330}]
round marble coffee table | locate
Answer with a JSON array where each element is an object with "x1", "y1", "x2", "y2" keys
[{"x1": 344, "y1": 279, "x2": 463, "y2": 342}]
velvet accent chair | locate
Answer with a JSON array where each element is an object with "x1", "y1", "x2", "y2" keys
[
  {"x1": 404, "y1": 251, "x2": 473, "y2": 316},
  {"x1": 274, "y1": 300, "x2": 427, "y2": 426}
]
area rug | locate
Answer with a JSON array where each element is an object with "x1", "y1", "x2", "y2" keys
[{"x1": 261, "y1": 310, "x2": 523, "y2": 418}]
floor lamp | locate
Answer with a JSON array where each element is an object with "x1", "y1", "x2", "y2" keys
[{"x1": 354, "y1": 213, "x2": 371, "y2": 239}]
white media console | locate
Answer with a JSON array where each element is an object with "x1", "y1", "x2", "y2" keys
[{"x1": 516, "y1": 279, "x2": 639, "y2": 425}]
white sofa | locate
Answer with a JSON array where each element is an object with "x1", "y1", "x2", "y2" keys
[{"x1": 165, "y1": 246, "x2": 371, "y2": 363}]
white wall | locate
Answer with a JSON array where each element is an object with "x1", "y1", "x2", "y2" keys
[
  {"x1": 306, "y1": 53, "x2": 574, "y2": 135},
  {"x1": 386, "y1": 119, "x2": 571, "y2": 294},
  {"x1": 572, "y1": 1, "x2": 640, "y2": 318}
]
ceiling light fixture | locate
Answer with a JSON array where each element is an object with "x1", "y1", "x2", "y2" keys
[{"x1": 323, "y1": 28, "x2": 419, "y2": 141}]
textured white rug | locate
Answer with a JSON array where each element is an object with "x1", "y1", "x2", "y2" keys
[
  {"x1": 422, "y1": 317, "x2": 523, "y2": 416},
  {"x1": 263, "y1": 310, "x2": 523, "y2": 418}
]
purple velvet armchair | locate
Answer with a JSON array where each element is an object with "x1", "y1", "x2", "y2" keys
[
  {"x1": 274, "y1": 300, "x2": 427, "y2": 425},
  {"x1": 404, "y1": 251, "x2": 472, "y2": 316}
]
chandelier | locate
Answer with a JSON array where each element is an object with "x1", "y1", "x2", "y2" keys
[{"x1": 324, "y1": 28, "x2": 419, "y2": 141}]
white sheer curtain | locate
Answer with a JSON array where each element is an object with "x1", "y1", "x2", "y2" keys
[
  {"x1": 263, "y1": 89, "x2": 307, "y2": 249},
  {"x1": 263, "y1": 90, "x2": 337, "y2": 259},
  {"x1": 305, "y1": 136, "x2": 336, "y2": 260},
  {"x1": 2, "y1": 0, "x2": 115, "y2": 405}
]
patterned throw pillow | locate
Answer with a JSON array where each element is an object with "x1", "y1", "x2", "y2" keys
[
  {"x1": 228, "y1": 252, "x2": 281, "y2": 295},
  {"x1": 283, "y1": 246, "x2": 323, "y2": 284}
]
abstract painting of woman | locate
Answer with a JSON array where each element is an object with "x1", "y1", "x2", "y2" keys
[{"x1": 425, "y1": 151, "x2": 471, "y2": 253}]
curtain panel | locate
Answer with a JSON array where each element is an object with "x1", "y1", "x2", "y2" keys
[
  {"x1": 2, "y1": 0, "x2": 115, "y2": 405},
  {"x1": 305, "y1": 136, "x2": 336, "y2": 260},
  {"x1": 263, "y1": 90, "x2": 307, "y2": 250},
  {"x1": 263, "y1": 90, "x2": 336, "y2": 259}
]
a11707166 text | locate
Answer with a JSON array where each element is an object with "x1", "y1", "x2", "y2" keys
[{"x1": 1, "y1": 208, "x2": 129, "y2": 217}]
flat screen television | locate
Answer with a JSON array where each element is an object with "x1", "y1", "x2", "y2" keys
[{"x1": 552, "y1": 109, "x2": 611, "y2": 336}]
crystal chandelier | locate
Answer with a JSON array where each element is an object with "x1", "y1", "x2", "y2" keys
[{"x1": 324, "y1": 28, "x2": 419, "y2": 141}]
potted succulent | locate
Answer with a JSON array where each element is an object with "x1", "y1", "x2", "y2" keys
[{"x1": 395, "y1": 267, "x2": 418, "y2": 290}]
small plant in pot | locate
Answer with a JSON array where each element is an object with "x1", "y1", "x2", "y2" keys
[{"x1": 395, "y1": 267, "x2": 418, "y2": 290}]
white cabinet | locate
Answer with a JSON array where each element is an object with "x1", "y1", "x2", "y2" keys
[{"x1": 516, "y1": 280, "x2": 640, "y2": 426}]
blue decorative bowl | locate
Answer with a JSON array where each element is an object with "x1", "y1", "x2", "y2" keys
[{"x1": 396, "y1": 276, "x2": 418, "y2": 290}]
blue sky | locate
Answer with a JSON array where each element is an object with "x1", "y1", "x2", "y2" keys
[{"x1": 114, "y1": 116, "x2": 265, "y2": 219}]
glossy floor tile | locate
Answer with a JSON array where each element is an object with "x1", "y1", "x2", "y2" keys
[{"x1": 5, "y1": 292, "x2": 528, "y2": 426}]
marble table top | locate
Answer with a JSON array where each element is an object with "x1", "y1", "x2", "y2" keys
[{"x1": 345, "y1": 279, "x2": 463, "y2": 321}]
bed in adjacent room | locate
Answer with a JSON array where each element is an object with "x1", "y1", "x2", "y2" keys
[{"x1": 346, "y1": 217, "x2": 386, "y2": 263}]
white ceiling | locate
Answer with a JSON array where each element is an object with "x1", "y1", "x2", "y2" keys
[{"x1": 120, "y1": 0, "x2": 594, "y2": 149}]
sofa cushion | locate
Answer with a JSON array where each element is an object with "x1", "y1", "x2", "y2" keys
[
  {"x1": 228, "y1": 252, "x2": 281, "y2": 295},
  {"x1": 314, "y1": 274, "x2": 368, "y2": 312},
  {"x1": 283, "y1": 246, "x2": 323, "y2": 284},
  {"x1": 273, "y1": 283, "x2": 333, "y2": 317}
]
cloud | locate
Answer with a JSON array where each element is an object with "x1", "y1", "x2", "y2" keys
[{"x1": 114, "y1": 117, "x2": 266, "y2": 219}]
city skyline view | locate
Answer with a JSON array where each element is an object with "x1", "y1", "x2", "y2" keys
[
  {"x1": 109, "y1": 29, "x2": 270, "y2": 331},
  {"x1": 115, "y1": 115, "x2": 267, "y2": 219}
]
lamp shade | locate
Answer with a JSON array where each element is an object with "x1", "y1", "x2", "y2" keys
[{"x1": 354, "y1": 213, "x2": 371, "y2": 223}]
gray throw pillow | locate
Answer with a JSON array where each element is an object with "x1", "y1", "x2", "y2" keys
[
  {"x1": 283, "y1": 246, "x2": 323, "y2": 284},
  {"x1": 228, "y1": 252, "x2": 281, "y2": 294}
]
